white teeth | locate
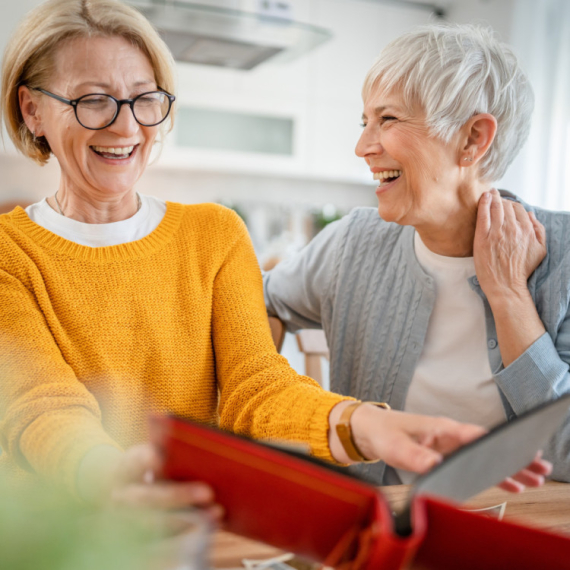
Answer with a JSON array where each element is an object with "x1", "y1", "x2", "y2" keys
[
  {"x1": 92, "y1": 145, "x2": 135, "y2": 155},
  {"x1": 373, "y1": 170, "x2": 402, "y2": 181}
]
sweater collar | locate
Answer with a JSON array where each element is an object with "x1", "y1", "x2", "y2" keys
[{"x1": 8, "y1": 201, "x2": 184, "y2": 263}]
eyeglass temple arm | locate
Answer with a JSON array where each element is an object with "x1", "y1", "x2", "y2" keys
[{"x1": 34, "y1": 88, "x2": 75, "y2": 106}]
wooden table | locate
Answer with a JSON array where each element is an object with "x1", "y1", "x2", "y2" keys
[{"x1": 210, "y1": 481, "x2": 570, "y2": 568}]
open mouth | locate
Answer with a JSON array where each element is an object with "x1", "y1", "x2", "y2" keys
[
  {"x1": 373, "y1": 170, "x2": 402, "y2": 186},
  {"x1": 90, "y1": 145, "x2": 138, "y2": 160}
]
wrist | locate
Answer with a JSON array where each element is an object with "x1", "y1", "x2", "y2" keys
[
  {"x1": 331, "y1": 401, "x2": 390, "y2": 463},
  {"x1": 350, "y1": 403, "x2": 386, "y2": 462},
  {"x1": 485, "y1": 285, "x2": 533, "y2": 310},
  {"x1": 76, "y1": 445, "x2": 123, "y2": 504},
  {"x1": 328, "y1": 400, "x2": 357, "y2": 464}
]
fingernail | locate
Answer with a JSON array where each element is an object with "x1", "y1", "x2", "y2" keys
[
  {"x1": 482, "y1": 192, "x2": 490, "y2": 200},
  {"x1": 191, "y1": 484, "x2": 214, "y2": 502},
  {"x1": 143, "y1": 469, "x2": 155, "y2": 485}
]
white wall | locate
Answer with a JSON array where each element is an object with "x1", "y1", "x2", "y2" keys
[
  {"x1": 446, "y1": 0, "x2": 516, "y2": 42},
  {"x1": 157, "y1": 0, "x2": 434, "y2": 184}
]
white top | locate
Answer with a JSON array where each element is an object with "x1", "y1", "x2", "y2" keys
[
  {"x1": 25, "y1": 194, "x2": 167, "y2": 247},
  {"x1": 397, "y1": 232, "x2": 507, "y2": 484}
]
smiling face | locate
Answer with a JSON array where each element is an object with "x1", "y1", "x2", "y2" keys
[
  {"x1": 355, "y1": 88, "x2": 467, "y2": 229},
  {"x1": 32, "y1": 35, "x2": 160, "y2": 202}
]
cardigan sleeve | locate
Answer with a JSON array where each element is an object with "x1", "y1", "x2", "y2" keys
[
  {"x1": 494, "y1": 330, "x2": 570, "y2": 482},
  {"x1": 263, "y1": 216, "x2": 348, "y2": 332},
  {"x1": 0, "y1": 269, "x2": 121, "y2": 493},
  {"x1": 211, "y1": 211, "x2": 351, "y2": 461}
]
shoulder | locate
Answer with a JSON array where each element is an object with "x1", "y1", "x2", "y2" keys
[
  {"x1": 501, "y1": 191, "x2": 570, "y2": 241},
  {"x1": 507, "y1": 193, "x2": 570, "y2": 283},
  {"x1": 524, "y1": 203, "x2": 570, "y2": 268},
  {"x1": 173, "y1": 202, "x2": 247, "y2": 239},
  {"x1": 0, "y1": 207, "x2": 24, "y2": 231},
  {"x1": 170, "y1": 202, "x2": 251, "y2": 263},
  {"x1": 333, "y1": 207, "x2": 407, "y2": 249},
  {"x1": 531, "y1": 206, "x2": 570, "y2": 248},
  {"x1": 0, "y1": 208, "x2": 38, "y2": 284},
  {"x1": 344, "y1": 207, "x2": 402, "y2": 231},
  {"x1": 300, "y1": 208, "x2": 409, "y2": 278},
  {"x1": 0, "y1": 207, "x2": 28, "y2": 253}
]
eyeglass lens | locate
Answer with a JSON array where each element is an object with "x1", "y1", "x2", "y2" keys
[{"x1": 76, "y1": 92, "x2": 170, "y2": 129}]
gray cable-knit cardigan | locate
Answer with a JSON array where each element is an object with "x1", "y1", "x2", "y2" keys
[{"x1": 263, "y1": 192, "x2": 570, "y2": 484}]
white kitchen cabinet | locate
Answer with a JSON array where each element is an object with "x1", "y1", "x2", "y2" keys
[{"x1": 158, "y1": 0, "x2": 432, "y2": 184}]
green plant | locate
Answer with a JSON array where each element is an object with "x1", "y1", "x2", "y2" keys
[{"x1": 0, "y1": 483, "x2": 163, "y2": 570}]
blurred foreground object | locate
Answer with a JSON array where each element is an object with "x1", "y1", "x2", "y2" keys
[{"x1": 0, "y1": 480, "x2": 209, "y2": 570}]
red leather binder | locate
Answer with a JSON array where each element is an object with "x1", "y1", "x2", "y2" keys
[{"x1": 149, "y1": 401, "x2": 570, "y2": 570}]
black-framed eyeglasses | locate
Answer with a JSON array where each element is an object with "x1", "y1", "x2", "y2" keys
[{"x1": 33, "y1": 88, "x2": 176, "y2": 130}]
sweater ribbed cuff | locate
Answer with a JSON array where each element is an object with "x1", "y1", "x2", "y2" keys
[
  {"x1": 20, "y1": 412, "x2": 123, "y2": 499},
  {"x1": 308, "y1": 391, "x2": 355, "y2": 463}
]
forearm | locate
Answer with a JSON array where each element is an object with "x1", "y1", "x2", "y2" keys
[
  {"x1": 488, "y1": 289, "x2": 546, "y2": 368},
  {"x1": 215, "y1": 216, "x2": 351, "y2": 460}
]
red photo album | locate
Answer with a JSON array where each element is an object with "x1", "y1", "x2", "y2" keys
[{"x1": 149, "y1": 395, "x2": 570, "y2": 570}]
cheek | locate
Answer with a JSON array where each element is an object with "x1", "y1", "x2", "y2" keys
[
  {"x1": 403, "y1": 141, "x2": 442, "y2": 186},
  {"x1": 139, "y1": 129, "x2": 159, "y2": 161},
  {"x1": 141, "y1": 126, "x2": 158, "y2": 146}
]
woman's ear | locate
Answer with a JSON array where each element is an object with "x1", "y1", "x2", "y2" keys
[
  {"x1": 18, "y1": 86, "x2": 44, "y2": 137},
  {"x1": 459, "y1": 113, "x2": 497, "y2": 166}
]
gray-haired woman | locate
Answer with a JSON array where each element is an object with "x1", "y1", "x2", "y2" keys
[{"x1": 264, "y1": 23, "x2": 570, "y2": 485}]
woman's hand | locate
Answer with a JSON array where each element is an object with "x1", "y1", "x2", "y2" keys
[
  {"x1": 111, "y1": 444, "x2": 223, "y2": 525},
  {"x1": 346, "y1": 404, "x2": 486, "y2": 473},
  {"x1": 474, "y1": 189, "x2": 546, "y2": 301},
  {"x1": 473, "y1": 189, "x2": 547, "y2": 367},
  {"x1": 498, "y1": 451, "x2": 551, "y2": 493},
  {"x1": 78, "y1": 443, "x2": 223, "y2": 535},
  {"x1": 329, "y1": 402, "x2": 551, "y2": 491}
]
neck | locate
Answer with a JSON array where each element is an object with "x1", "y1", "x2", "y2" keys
[
  {"x1": 50, "y1": 187, "x2": 140, "y2": 224},
  {"x1": 414, "y1": 182, "x2": 494, "y2": 257}
]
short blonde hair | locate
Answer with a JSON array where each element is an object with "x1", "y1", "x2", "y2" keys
[
  {"x1": 362, "y1": 24, "x2": 534, "y2": 182},
  {"x1": 1, "y1": 0, "x2": 176, "y2": 165}
]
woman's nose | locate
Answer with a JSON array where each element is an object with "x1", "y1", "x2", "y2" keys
[
  {"x1": 355, "y1": 126, "x2": 383, "y2": 158},
  {"x1": 108, "y1": 103, "x2": 138, "y2": 137}
]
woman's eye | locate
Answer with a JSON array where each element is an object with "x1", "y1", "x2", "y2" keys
[
  {"x1": 380, "y1": 116, "x2": 397, "y2": 123},
  {"x1": 360, "y1": 122, "x2": 367, "y2": 128}
]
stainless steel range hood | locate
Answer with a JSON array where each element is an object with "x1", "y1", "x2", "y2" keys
[{"x1": 128, "y1": 1, "x2": 333, "y2": 70}]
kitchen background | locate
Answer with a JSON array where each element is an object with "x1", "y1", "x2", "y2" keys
[{"x1": 1, "y1": 0, "x2": 568, "y2": 381}]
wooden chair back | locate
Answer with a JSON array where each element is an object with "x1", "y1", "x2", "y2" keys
[{"x1": 296, "y1": 329, "x2": 329, "y2": 387}]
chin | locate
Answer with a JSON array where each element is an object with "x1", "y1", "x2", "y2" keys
[
  {"x1": 95, "y1": 173, "x2": 141, "y2": 194},
  {"x1": 377, "y1": 203, "x2": 396, "y2": 223}
]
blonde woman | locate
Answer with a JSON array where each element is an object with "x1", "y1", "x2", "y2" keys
[{"x1": 0, "y1": 0, "x2": 546, "y2": 521}]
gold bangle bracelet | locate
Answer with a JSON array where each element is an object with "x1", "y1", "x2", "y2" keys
[{"x1": 335, "y1": 401, "x2": 391, "y2": 463}]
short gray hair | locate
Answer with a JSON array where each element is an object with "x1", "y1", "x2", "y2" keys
[{"x1": 362, "y1": 23, "x2": 533, "y2": 182}]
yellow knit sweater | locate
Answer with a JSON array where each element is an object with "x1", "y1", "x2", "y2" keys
[{"x1": 0, "y1": 202, "x2": 347, "y2": 493}]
